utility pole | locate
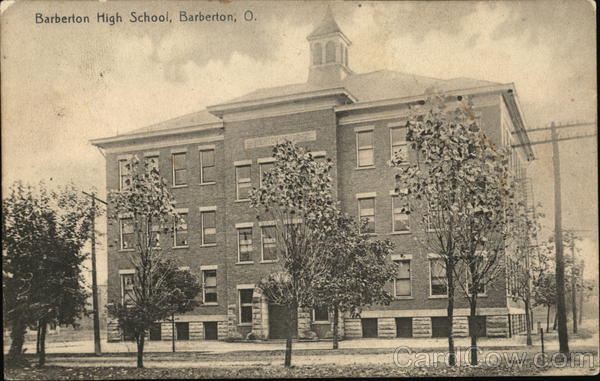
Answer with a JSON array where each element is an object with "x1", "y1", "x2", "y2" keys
[
  {"x1": 570, "y1": 240, "x2": 577, "y2": 333},
  {"x1": 512, "y1": 120, "x2": 596, "y2": 357},
  {"x1": 550, "y1": 121, "x2": 569, "y2": 355},
  {"x1": 82, "y1": 190, "x2": 107, "y2": 356}
]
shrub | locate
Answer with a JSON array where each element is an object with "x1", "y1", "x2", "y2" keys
[
  {"x1": 300, "y1": 329, "x2": 318, "y2": 341},
  {"x1": 246, "y1": 332, "x2": 264, "y2": 341},
  {"x1": 224, "y1": 331, "x2": 243, "y2": 342}
]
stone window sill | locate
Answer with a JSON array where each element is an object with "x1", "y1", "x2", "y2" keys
[
  {"x1": 428, "y1": 295, "x2": 448, "y2": 299},
  {"x1": 172, "y1": 184, "x2": 188, "y2": 189},
  {"x1": 236, "y1": 261, "x2": 254, "y2": 265},
  {"x1": 390, "y1": 231, "x2": 411, "y2": 235},
  {"x1": 173, "y1": 246, "x2": 189, "y2": 250},
  {"x1": 355, "y1": 166, "x2": 376, "y2": 171}
]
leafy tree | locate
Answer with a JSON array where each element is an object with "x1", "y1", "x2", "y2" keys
[
  {"x1": 106, "y1": 156, "x2": 201, "y2": 368},
  {"x1": 511, "y1": 201, "x2": 545, "y2": 345},
  {"x1": 250, "y1": 141, "x2": 337, "y2": 367},
  {"x1": 312, "y1": 212, "x2": 398, "y2": 349},
  {"x1": 392, "y1": 95, "x2": 482, "y2": 366},
  {"x1": 3, "y1": 181, "x2": 97, "y2": 367},
  {"x1": 532, "y1": 240, "x2": 558, "y2": 332}
]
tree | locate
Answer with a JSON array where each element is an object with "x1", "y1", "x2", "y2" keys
[
  {"x1": 392, "y1": 95, "x2": 488, "y2": 366},
  {"x1": 164, "y1": 268, "x2": 203, "y2": 352},
  {"x1": 312, "y1": 212, "x2": 398, "y2": 349},
  {"x1": 511, "y1": 201, "x2": 544, "y2": 345},
  {"x1": 106, "y1": 155, "x2": 201, "y2": 368},
  {"x1": 3, "y1": 181, "x2": 96, "y2": 367},
  {"x1": 531, "y1": 240, "x2": 557, "y2": 332},
  {"x1": 250, "y1": 141, "x2": 337, "y2": 367}
]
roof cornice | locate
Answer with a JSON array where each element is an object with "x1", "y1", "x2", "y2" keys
[
  {"x1": 90, "y1": 121, "x2": 223, "y2": 148},
  {"x1": 335, "y1": 83, "x2": 514, "y2": 113},
  {"x1": 307, "y1": 31, "x2": 352, "y2": 46},
  {"x1": 207, "y1": 87, "x2": 357, "y2": 117}
]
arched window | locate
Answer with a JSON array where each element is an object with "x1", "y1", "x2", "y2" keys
[
  {"x1": 312, "y1": 43, "x2": 322, "y2": 65},
  {"x1": 325, "y1": 41, "x2": 335, "y2": 63}
]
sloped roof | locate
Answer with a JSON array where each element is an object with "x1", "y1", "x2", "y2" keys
[
  {"x1": 221, "y1": 70, "x2": 501, "y2": 106},
  {"x1": 122, "y1": 109, "x2": 221, "y2": 136},
  {"x1": 117, "y1": 71, "x2": 501, "y2": 138},
  {"x1": 308, "y1": 6, "x2": 344, "y2": 38}
]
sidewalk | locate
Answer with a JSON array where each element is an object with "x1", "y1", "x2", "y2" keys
[{"x1": 2, "y1": 332, "x2": 581, "y2": 355}]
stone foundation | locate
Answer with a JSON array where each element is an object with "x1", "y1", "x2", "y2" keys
[
  {"x1": 377, "y1": 317, "x2": 396, "y2": 338},
  {"x1": 452, "y1": 316, "x2": 469, "y2": 337},
  {"x1": 344, "y1": 318, "x2": 362, "y2": 338},
  {"x1": 107, "y1": 320, "x2": 121, "y2": 342},
  {"x1": 487, "y1": 315, "x2": 509, "y2": 337},
  {"x1": 189, "y1": 322, "x2": 204, "y2": 340},
  {"x1": 412, "y1": 317, "x2": 432, "y2": 337},
  {"x1": 297, "y1": 308, "x2": 312, "y2": 336}
]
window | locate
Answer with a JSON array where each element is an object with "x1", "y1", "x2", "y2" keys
[
  {"x1": 392, "y1": 195, "x2": 409, "y2": 233},
  {"x1": 119, "y1": 218, "x2": 134, "y2": 250},
  {"x1": 425, "y1": 204, "x2": 440, "y2": 232},
  {"x1": 238, "y1": 227, "x2": 253, "y2": 262},
  {"x1": 201, "y1": 211, "x2": 216, "y2": 245},
  {"x1": 466, "y1": 252, "x2": 487, "y2": 296},
  {"x1": 175, "y1": 322, "x2": 189, "y2": 340},
  {"x1": 172, "y1": 152, "x2": 187, "y2": 186},
  {"x1": 313, "y1": 306, "x2": 329, "y2": 322},
  {"x1": 261, "y1": 225, "x2": 277, "y2": 261},
  {"x1": 200, "y1": 149, "x2": 215, "y2": 184},
  {"x1": 174, "y1": 214, "x2": 188, "y2": 247},
  {"x1": 356, "y1": 130, "x2": 374, "y2": 167},
  {"x1": 259, "y1": 162, "x2": 275, "y2": 188},
  {"x1": 150, "y1": 222, "x2": 160, "y2": 248},
  {"x1": 390, "y1": 127, "x2": 408, "y2": 163},
  {"x1": 118, "y1": 160, "x2": 131, "y2": 190},
  {"x1": 236, "y1": 165, "x2": 252, "y2": 200},
  {"x1": 358, "y1": 197, "x2": 375, "y2": 234},
  {"x1": 430, "y1": 258, "x2": 448, "y2": 296},
  {"x1": 394, "y1": 259, "x2": 411, "y2": 297},
  {"x1": 203, "y1": 270, "x2": 217, "y2": 303},
  {"x1": 312, "y1": 43, "x2": 322, "y2": 65},
  {"x1": 325, "y1": 41, "x2": 335, "y2": 63},
  {"x1": 121, "y1": 273, "x2": 135, "y2": 303},
  {"x1": 145, "y1": 156, "x2": 159, "y2": 175},
  {"x1": 239, "y1": 289, "x2": 253, "y2": 324}
]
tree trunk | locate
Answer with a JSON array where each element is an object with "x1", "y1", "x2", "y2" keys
[
  {"x1": 284, "y1": 304, "x2": 296, "y2": 368},
  {"x1": 37, "y1": 321, "x2": 47, "y2": 367},
  {"x1": 546, "y1": 305, "x2": 550, "y2": 333},
  {"x1": 553, "y1": 312, "x2": 558, "y2": 331},
  {"x1": 446, "y1": 267, "x2": 456, "y2": 367},
  {"x1": 172, "y1": 313, "x2": 176, "y2": 353},
  {"x1": 332, "y1": 307, "x2": 339, "y2": 350},
  {"x1": 524, "y1": 298, "x2": 533, "y2": 346},
  {"x1": 7, "y1": 318, "x2": 27, "y2": 362},
  {"x1": 578, "y1": 288, "x2": 584, "y2": 326},
  {"x1": 36, "y1": 321, "x2": 42, "y2": 355},
  {"x1": 136, "y1": 333, "x2": 145, "y2": 368},
  {"x1": 469, "y1": 300, "x2": 478, "y2": 366}
]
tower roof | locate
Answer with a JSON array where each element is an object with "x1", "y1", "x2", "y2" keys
[{"x1": 308, "y1": 6, "x2": 345, "y2": 39}]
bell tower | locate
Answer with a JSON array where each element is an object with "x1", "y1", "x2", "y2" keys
[{"x1": 307, "y1": 6, "x2": 352, "y2": 85}]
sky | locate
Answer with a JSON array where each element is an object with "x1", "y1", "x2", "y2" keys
[{"x1": 1, "y1": 0, "x2": 597, "y2": 285}]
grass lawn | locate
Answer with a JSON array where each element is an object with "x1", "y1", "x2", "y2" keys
[{"x1": 4, "y1": 362, "x2": 550, "y2": 380}]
